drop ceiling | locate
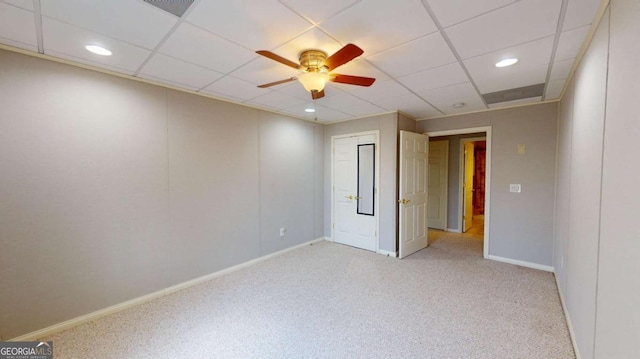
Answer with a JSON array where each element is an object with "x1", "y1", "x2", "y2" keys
[{"x1": 0, "y1": 0, "x2": 603, "y2": 123}]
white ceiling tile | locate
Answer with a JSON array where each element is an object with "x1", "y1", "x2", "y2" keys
[
  {"x1": 446, "y1": 0, "x2": 562, "y2": 59},
  {"x1": 246, "y1": 91, "x2": 308, "y2": 110},
  {"x1": 419, "y1": 82, "x2": 486, "y2": 114},
  {"x1": 562, "y1": 0, "x2": 602, "y2": 30},
  {"x1": 0, "y1": 2, "x2": 37, "y2": 51},
  {"x1": 313, "y1": 105, "x2": 354, "y2": 122},
  {"x1": 550, "y1": 58, "x2": 575, "y2": 81},
  {"x1": 201, "y1": 76, "x2": 269, "y2": 102},
  {"x1": 397, "y1": 62, "x2": 469, "y2": 93},
  {"x1": 319, "y1": 0, "x2": 437, "y2": 56},
  {"x1": 464, "y1": 36, "x2": 554, "y2": 93},
  {"x1": 159, "y1": 23, "x2": 257, "y2": 74},
  {"x1": 545, "y1": 79, "x2": 565, "y2": 99},
  {"x1": 139, "y1": 53, "x2": 224, "y2": 90},
  {"x1": 186, "y1": 0, "x2": 312, "y2": 51},
  {"x1": 3, "y1": 0, "x2": 34, "y2": 11},
  {"x1": 281, "y1": 102, "x2": 352, "y2": 122},
  {"x1": 229, "y1": 57, "x2": 301, "y2": 86},
  {"x1": 426, "y1": 0, "x2": 517, "y2": 28},
  {"x1": 367, "y1": 32, "x2": 456, "y2": 77},
  {"x1": 317, "y1": 86, "x2": 386, "y2": 117},
  {"x1": 272, "y1": 28, "x2": 343, "y2": 65},
  {"x1": 279, "y1": 0, "x2": 360, "y2": 24},
  {"x1": 376, "y1": 93, "x2": 442, "y2": 119},
  {"x1": 488, "y1": 96, "x2": 542, "y2": 109},
  {"x1": 340, "y1": 79, "x2": 411, "y2": 102},
  {"x1": 555, "y1": 25, "x2": 589, "y2": 61},
  {"x1": 42, "y1": 17, "x2": 151, "y2": 74},
  {"x1": 330, "y1": 59, "x2": 391, "y2": 82},
  {"x1": 40, "y1": 0, "x2": 177, "y2": 50}
]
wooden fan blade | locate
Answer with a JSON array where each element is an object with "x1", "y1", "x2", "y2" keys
[
  {"x1": 256, "y1": 50, "x2": 300, "y2": 70},
  {"x1": 257, "y1": 77, "x2": 297, "y2": 88},
  {"x1": 330, "y1": 74, "x2": 376, "y2": 87},
  {"x1": 324, "y1": 44, "x2": 364, "y2": 71},
  {"x1": 311, "y1": 89, "x2": 325, "y2": 100}
]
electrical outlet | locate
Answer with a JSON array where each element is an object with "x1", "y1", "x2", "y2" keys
[
  {"x1": 279, "y1": 228, "x2": 286, "y2": 237},
  {"x1": 509, "y1": 184, "x2": 522, "y2": 193}
]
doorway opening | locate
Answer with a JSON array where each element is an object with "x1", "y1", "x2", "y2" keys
[
  {"x1": 425, "y1": 127, "x2": 492, "y2": 259},
  {"x1": 461, "y1": 137, "x2": 487, "y2": 238}
]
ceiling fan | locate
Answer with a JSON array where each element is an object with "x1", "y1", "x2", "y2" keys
[{"x1": 255, "y1": 43, "x2": 376, "y2": 100}]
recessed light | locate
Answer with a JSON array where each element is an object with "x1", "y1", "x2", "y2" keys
[
  {"x1": 452, "y1": 102, "x2": 466, "y2": 108},
  {"x1": 305, "y1": 108, "x2": 315, "y2": 113},
  {"x1": 495, "y1": 58, "x2": 518, "y2": 67},
  {"x1": 85, "y1": 45, "x2": 112, "y2": 56}
]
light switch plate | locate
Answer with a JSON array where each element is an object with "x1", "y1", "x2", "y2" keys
[{"x1": 510, "y1": 184, "x2": 522, "y2": 193}]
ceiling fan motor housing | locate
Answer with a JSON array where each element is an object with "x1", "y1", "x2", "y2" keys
[{"x1": 299, "y1": 50, "x2": 328, "y2": 72}]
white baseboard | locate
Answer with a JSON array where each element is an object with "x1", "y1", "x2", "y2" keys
[
  {"x1": 11, "y1": 237, "x2": 326, "y2": 341},
  {"x1": 377, "y1": 249, "x2": 397, "y2": 257},
  {"x1": 446, "y1": 228, "x2": 462, "y2": 233},
  {"x1": 486, "y1": 254, "x2": 554, "y2": 272},
  {"x1": 323, "y1": 236, "x2": 334, "y2": 242},
  {"x1": 553, "y1": 271, "x2": 582, "y2": 359}
]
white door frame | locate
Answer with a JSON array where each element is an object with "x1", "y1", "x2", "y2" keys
[
  {"x1": 425, "y1": 127, "x2": 492, "y2": 259},
  {"x1": 460, "y1": 137, "x2": 486, "y2": 233},
  {"x1": 330, "y1": 130, "x2": 380, "y2": 253}
]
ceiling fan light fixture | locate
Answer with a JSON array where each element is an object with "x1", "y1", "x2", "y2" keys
[{"x1": 298, "y1": 71, "x2": 330, "y2": 93}]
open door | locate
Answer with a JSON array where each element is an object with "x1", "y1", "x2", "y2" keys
[
  {"x1": 463, "y1": 142, "x2": 475, "y2": 232},
  {"x1": 427, "y1": 140, "x2": 448, "y2": 230},
  {"x1": 399, "y1": 131, "x2": 429, "y2": 258}
]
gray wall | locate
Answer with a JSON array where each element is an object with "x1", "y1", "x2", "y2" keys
[
  {"x1": 397, "y1": 112, "x2": 417, "y2": 133},
  {"x1": 417, "y1": 103, "x2": 558, "y2": 267},
  {"x1": 556, "y1": 1, "x2": 640, "y2": 357},
  {"x1": 429, "y1": 133, "x2": 485, "y2": 231},
  {"x1": 0, "y1": 50, "x2": 324, "y2": 339},
  {"x1": 324, "y1": 113, "x2": 398, "y2": 253}
]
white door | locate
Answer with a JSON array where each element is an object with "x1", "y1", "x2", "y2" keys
[
  {"x1": 463, "y1": 142, "x2": 475, "y2": 232},
  {"x1": 428, "y1": 140, "x2": 448, "y2": 230},
  {"x1": 399, "y1": 131, "x2": 429, "y2": 258},
  {"x1": 332, "y1": 135, "x2": 377, "y2": 252}
]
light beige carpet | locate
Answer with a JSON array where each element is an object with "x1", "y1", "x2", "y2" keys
[{"x1": 43, "y1": 231, "x2": 575, "y2": 358}]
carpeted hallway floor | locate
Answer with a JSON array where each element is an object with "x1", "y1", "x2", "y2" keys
[{"x1": 43, "y1": 231, "x2": 575, "y2": 358}]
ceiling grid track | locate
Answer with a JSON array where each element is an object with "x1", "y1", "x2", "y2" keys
[
  {"x1": 542, "y1": 0, "x2": 569, "y2": 101},
  {"x1": 443, "y1": 0, "x2": 521, "y2": 29},
  {"x1": 419, "y1": 0, "x2": 489, "y2": 109},
  {"x1": 133, "y1": 0, "x2": 203, "y2": 76},
  {"x1": 363, "y1": 58, "x2": 446, "y2": 115}
]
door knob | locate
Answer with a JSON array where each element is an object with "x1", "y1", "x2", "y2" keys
[
  {"x1": 354, "y1": 196, "x2": 361, "y2": 200},
  {"x1": 345, "y1": 195, "x2": 353, "y2": 200},
  {"x1": 398, "y1": 199, "x2": 410, "y2": 204}
]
